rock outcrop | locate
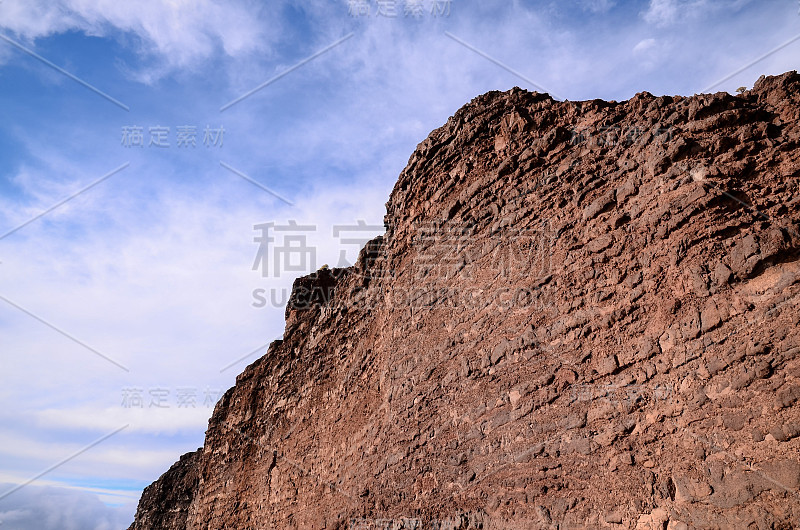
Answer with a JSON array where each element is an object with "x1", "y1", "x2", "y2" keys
[{"x1": 130, "y1": 72, "x2": 800, "y2": 529}]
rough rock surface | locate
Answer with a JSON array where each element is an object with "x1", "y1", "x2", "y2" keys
[
  {"x1": 130, "y1": 72, "x2": 800, "y2": 529},
  {"x1": 130, "y1": 450, "x2": 201, "y2": 529}
]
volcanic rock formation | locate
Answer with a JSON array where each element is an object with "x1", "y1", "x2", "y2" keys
[{"x1": 130, "y1": 71, "x2": 800, "y2": 529}]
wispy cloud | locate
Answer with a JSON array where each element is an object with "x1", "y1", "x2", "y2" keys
[
  {"x1": 0, "y1": 482, "x2": 132, "y2": 529},
  {"x1": 643, "y1": 0, "x2": 754, "y2": 26},
  {"x1": 0, "y1": 0, "x2": 272, "y2": 81}
]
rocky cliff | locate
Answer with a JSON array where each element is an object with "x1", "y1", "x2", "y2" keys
[{"x1": 130, "y1": 72, "x2": 800, "y2": 529}]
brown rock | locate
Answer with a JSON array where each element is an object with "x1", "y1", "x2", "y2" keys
[
  {"x1": 700, "y1": 299, "x2": 722, "y2": 333},
  {"x1": 596, "y1": 354, "x2": 619, "y2": 376},
  {"x1": 712, "y1": 262, "x2": 732, "y2": 286},
  {"x1": 709, "y1": 469, "x2": 766, "y2": 508},
  {"x1": 129, "y1": 72, "x2": 800, "y2": 530}
]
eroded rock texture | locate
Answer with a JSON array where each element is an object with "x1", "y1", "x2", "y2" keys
[{"x1": 130, "y1": 72, "x2": 800, "y2": 529}]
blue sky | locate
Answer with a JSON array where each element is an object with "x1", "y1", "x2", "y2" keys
[{"x1": 0, "y1": 0, "x2": 797, "y2": 527}]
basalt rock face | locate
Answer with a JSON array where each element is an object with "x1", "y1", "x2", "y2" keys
[
  {"x1": 129, "y1": 450, "x2": 201, "y2": 529},
  {"x1": 130, "y1": 72, "x2": 800, "y2": 529}
]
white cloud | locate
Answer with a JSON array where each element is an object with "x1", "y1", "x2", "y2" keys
[
  {"x1": 631, "y1": 37, "x2": 667, "y2": 71},
  {"x1": 643, "y1": 0, "x2": 754, "y2": 26},
  {"x1": 0, "y1": 0, "x2": 270, "y2": 80},
  {"x1": 643, "y1": 0, "x2": 683, "y2": 25},
  {"x1": 0, "y1": 428, "x2": 191, "y2": 486},
  {"x1": 0, "y1": 473, "x2": 141, "y2": 506},
  {"x1": 633, "y1": 38, "x2": 657, "y2": 54},
  {"x1": 36, "y1": 407, "x2": 215, "y2": 435},
  {"x1": 0, "y1": 483, "x2": 132, "y2": 530}
]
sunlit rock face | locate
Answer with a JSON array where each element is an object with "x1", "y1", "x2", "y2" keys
[{"x1": 130, "y1": 72, "x2": 800, "y2": 529}]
